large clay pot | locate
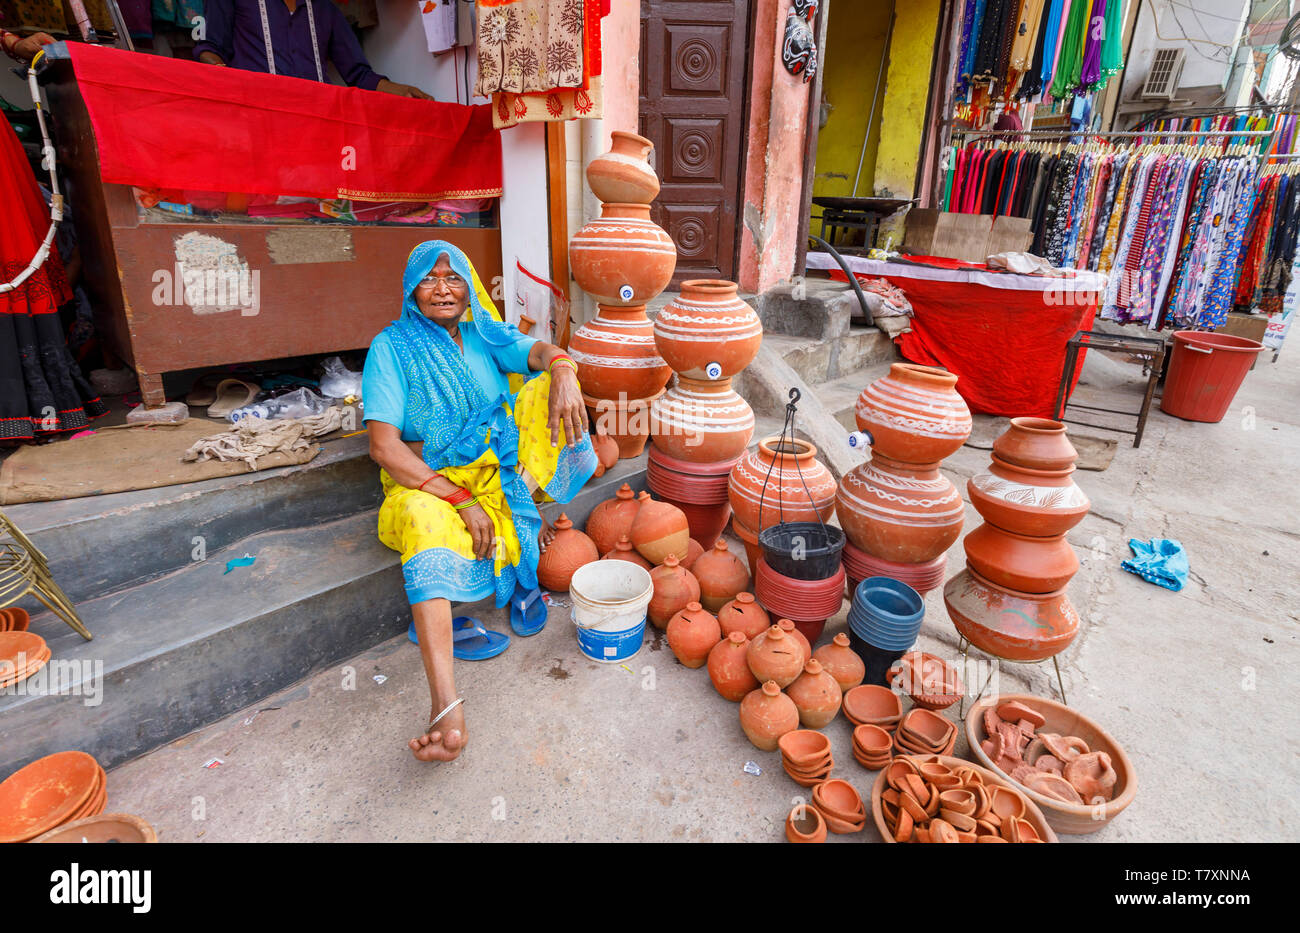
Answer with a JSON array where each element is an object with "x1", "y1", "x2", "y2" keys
[
  {"x1": 967, "y1": 455, "x2": 1090, "y2": 538},
  {"x1": 855, "y1": 363, "x2": 972, "y2": 464},
  {"x1": 666, "y1": 601, "x2": 721, "y2": 668},
  {"x1": 586, "y1": 131, "x2": 660, "y2": 204},
  {"x1": 739, "y1": 681, "x2": 801, "y2": 751},
  {"x1": 585, "y1": 483, "x2": 641, "y2": 556},
  {"x1": 630, "y1": 496, "x2": 690, "y2": 565},
  {"x1": 536, "y1": 513, "x2": 599, "y2": 592},
  {"x1": 602, "y1": 535, "x2": 652, "y2": 570},
  {"x1": 718, "y1": 592, "x2": 770, "y2": 641},
  {"x1": 836, "y1": 453, "x2": 965, "y2": 564},
  {"x1": 585, "y1": 389, "x2": 664, "y2": 459},
  {"x1": 707, "y1": 631, "x2": 760, "y2": 701},
  {"x1": 650, "y1": 376, "x2": 755, "y2": 463},
  {"x1": 944, "y1": 567, "x2": 1080, "y2": 662},
  {"x1": 653, "y1": 280, "x2": 763, "y2": 380},
  {"x1": 647, "y1": 554, "x2": 701, "y2": 630},
  {"x1": 812, "y1": 632, "x2": 867, "y2": 694},
  {"x1": 691, "y1": 540, "x2": 752, "y2": 613},
  {"x1": 568, "y1": 305, "x2": 673, "y2": 401},
  {"x1": 653, "y1": 496, "x2": 732, "y2": 551},
  {"x1": 732, "y1": 518, "x2": 762, "y2": 576},
  {"x1": 786, "y1": 659, "x2": 843, "y2": 729},
  {"x1": 962, "y1": 524, "x2": 1079, "y2": 594},
  {"x1": 746, "y1": 624, "x2": 805, "y2": 688},
  {"x1": 993, "y1": 418, "x2": 1079, "y2": 472},
  {"x1": 570, "y1": 202, "x2": 677, "y2": 305},
  {"x1": 728, "y1": 436, "x2": 837, "y2": 534}
]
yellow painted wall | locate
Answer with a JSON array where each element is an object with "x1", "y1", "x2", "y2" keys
[{"x1": 812, "y1": 2, "x2": 894, "y2": 200}]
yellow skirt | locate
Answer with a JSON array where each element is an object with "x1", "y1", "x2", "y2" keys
[{"x1": 377, "y1": 372, "x2": 597, "y2": 606}]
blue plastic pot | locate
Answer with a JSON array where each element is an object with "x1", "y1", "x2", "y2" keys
[{"x1": 847, "y1": 576, "x2": 924, "y2": 652}]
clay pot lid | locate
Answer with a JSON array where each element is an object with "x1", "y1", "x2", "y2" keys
[
  {"x1": 842, "y1": 684, "x2": 902, "y2": 723},
  {"x1": 554, "y1": 513, "x2": 574, "y2": 531},
  {"x1": 0, "y1": 751, "x2": 101, "y2": 844},
  {"x1": 761, "y1": 681, "x2": 781, "y2": 697}
]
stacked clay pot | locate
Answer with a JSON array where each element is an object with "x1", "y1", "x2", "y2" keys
[
  {"x1": 729, "y1": 436, "x2": 837, "y2": 574},
  {"x1": 570, "y1": 133, "x2": 676, "y2": 458},
  {"x1": 946, "y1": 418, "x2": 1088, "y2": 663},
  {"x1": 648, "y1": 280, "x2": 761, "y2": 536}
]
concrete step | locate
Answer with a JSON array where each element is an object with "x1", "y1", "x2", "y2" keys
[
  {"x1": 755, "y1": 278, "x2": 864, "y2": 341},
  {"x1": 761, "y1": 326, "x2": 894, "y2": 386}
]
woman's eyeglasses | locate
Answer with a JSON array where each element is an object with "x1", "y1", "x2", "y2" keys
[{"x1": 417, "y1": 272, "x2": 467, "y2": 289}]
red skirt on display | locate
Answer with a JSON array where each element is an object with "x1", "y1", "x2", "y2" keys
[{"x1": 1, "y1": 118, "x2": 106, "y2": 442}]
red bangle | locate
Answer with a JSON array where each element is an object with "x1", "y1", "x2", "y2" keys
[
  {"x1": 440, "y1": 487, "x2": 473, "y2": 505},
  {"x1": 416, "y1": 475, "x2": 438, "y2": 493}
]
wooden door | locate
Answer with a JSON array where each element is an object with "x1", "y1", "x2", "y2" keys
[{"x1": 639, "y1": 0, "x2": 752, "y2": 283}]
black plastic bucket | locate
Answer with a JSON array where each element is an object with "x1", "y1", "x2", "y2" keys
[
  {"x1": 846, "y1": 629, "x2": 907, "y2": 687},
  {"x1": 758, "y1": 521, "x2": 846, "y2": 580}
]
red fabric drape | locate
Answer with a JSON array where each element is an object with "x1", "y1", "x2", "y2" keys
[{"x1": 65, "y1": 43, "x2": 503, "y2": 202}]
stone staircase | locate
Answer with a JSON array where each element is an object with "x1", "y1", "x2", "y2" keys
[{"x1": 0, "y1": 435, "x2": 646, "y2": 775}]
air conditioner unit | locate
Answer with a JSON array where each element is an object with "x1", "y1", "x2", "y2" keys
[{"x1": 1142, "y1": 48, "x2": 1186, "y2": 100}]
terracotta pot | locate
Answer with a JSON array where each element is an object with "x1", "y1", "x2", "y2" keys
[
  {"x1": 585, "y1": 483, "x2": 641, "y2": 556},
  {"x1": 586, "y1": 130, "x2": 660, "y2": 204},
  {"x1": 717, "y1": 592, "x2": 770, "y2": 641},
  {"x1": 691, "y1": 539, "x2": 752, "y2": 612},
  {"x1": 785, "y1": 659, "x2": 843, "y2": 729},
  {"x1": 666, "y1": 601, "x2": 720, "y2": 668},
  {"x1": 648, "y1": 491, "x2": 732, "y2": 550},
  {"x1": 728, "y1": 437, "x2": 837, "y2": 534},
  {"x1": 536, "y1": 513, "x2": 599, "y2": 592},
  {"x1": 602, "y1": 535, "x2": 653, "y2": 570},
  {"x1": 733, "y1": 518, "x2": 763, "y2": 576},
  {"x1": 962, "y1": 523, "x2": 1080, "y2": 594},
  {"x1": 993, "y1": 417, "x2": 1079, "y2": 472},
  {"x1": 650, "y1": 376, "x2": 755, "y2": 462},
  {"x1": 739, "y1": 681, "x2": 800, "y2": 751},
  {"x1": 789, "y1": 618, "x2": 827, "y2": 645},
  {"x1": 841, "y1": 543, "x2": 949, "y2": 597},
  {"x1": 682, "y1": 537, "x2": 704, "y2": 570},
  {"x1": 854, "y1": 363, "x2": 972, "y2": 464},
  {"x1": 837, "y1": 454, "x2": 964, "y2": 564},
  {"x1": 569, "y1": 304, "x2": 673, "y2": 401},
  {"x1": 813, "y1": 632, "x2": 867, "y2": 694},
  {"x1": 570, "y1": 202, "x2": 676, "y2": 306},
  {"x1": 653, "y1": 280, "x2": 763, "y2": 379},
  {"x1": 776, "y1": 618, "x2": 812, "y2": 667},
  {"x1": 967, "y1": 455, "x2": 1091, "y2": 538},
  {"x1": 785, "y1": 804, "x2": 827, "y2": 843},
  {"x1": 591, "y1": 431, "x2": 620, "y2": 478},
  {"x1": 944, "y1": 567, "x2": 1080, "y2": 662},
  {"x1": 630, "y1": 496, "x2": 690, "y2": 565},
  {"x1": 707, "y1": 631, "x2": 760, "y2": 701},
  {"x1": 746, "y1": 625, "x2": 805, "y2": 688},
  {"x1": 647, "y1": 554, "x2": 701, "y2": 630},
  {"x1": 585, "y1": 389, "x2": 664, "y2": 459}
]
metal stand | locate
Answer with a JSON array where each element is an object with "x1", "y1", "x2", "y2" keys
[
  {"x1": 1054, "y1": 329, "x2": 1166, "y2": 448},
  {"x1": 957, "y1": 636, "x2": 1067, "y2": 718}
]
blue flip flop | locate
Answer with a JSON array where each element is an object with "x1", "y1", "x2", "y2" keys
[
  {"x1": 408, "y1": 616, "x2": 510, "y2": 661},
  {"x1": 510, "y1": 586, "x2": 548, "y2": 637}
]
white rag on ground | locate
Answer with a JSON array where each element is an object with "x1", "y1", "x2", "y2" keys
[{"x1": 182, "y1": 408, "x2": 345, "y2": 471}]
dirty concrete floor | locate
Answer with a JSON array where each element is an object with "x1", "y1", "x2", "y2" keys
[{"x1": 107, "y1": 346, "x2": 1300, "y2": 842}]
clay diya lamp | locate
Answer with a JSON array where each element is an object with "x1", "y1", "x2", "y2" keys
[
  {"x1": 900, "y1": 709, "x2": 956, "y2": 752},
  {"x1": 812, "y1": 780, "x2": 866, "y2": 832},
  {"x1": 778, "y1": 729, "x2": 833, "y2": 770},
  {"x1": 1024, "y1": 771, "x2": 1085, "y2": 804},
  {"x1": 0, "y1": 751, "x2": 101, "y2": 844},
  {"x1": 997, "y1": 699, "x2": 1047, "y2": 730},
  {"x1": 884, "y1": 757, "x2": 921, "y2": 792},
  {"x1": 938, "y1": 809, "x2": 977, "y2": 834},
  {"x1": 937, "y1": 788, "x2": 977, "y2": 817},
  {"x1": 1063, "y1": 751, "x2": 1117, "y2": 802},
  {"x1": 852, "y1": 724, "x2": 893, "y2": 758},
  {"x1": 841, "y1": 684, "x2": 903, "y2": 729},
  {"x1": 785, "y1": 760, "x2": 836, "y2": 788},
  {"x1": 988, "y1": 786, "x2": 1027, "y2": 824},
  {"x1": 785, "y1": 804, "x2": 827, "y2": 843}
]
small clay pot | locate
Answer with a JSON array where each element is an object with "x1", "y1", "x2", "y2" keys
[
  {"x1": 666, "y1": 601, "x2": 720, "y2": 669},
  {"x1": 682, "y1": 538, "x2": 705, "y2": 570},
  {"x1": 585, "y1": 483, "x2": 641, "y2": 556},
  {"x1": 739, "y1": 681, "x2": 800, "y2": 751},
  {"x1": 707, "y1": 631, "x2": 759, "y2": 702},
  {"x1": 591, "y1": 431, "x2": 620, "y2": 477},
  {"x1": 785, "y1": 804, "x2": 827, "y2": 843},
  {"x1": 717, "y1": 592, "x2": 770, "y2": 641},
  {"x1": 746, "y1": 625, "x2": 805, "y2": 688},
  {"x1": 647, "y1": 554, "x2": 701, "y2": 630},
  {"x1": 602, "y1": 535, "x2": 653, "y2": 570},
  {"x1": 690, "y1": 539, "x2": 751, "y2": 613},
  {"x1": 630, "y1": 496, "x2": 690, "y2": 565},
  {"x1": 775, "y1": 618, "x2": 812, "y2": 668},
  {"x1": 586, "y1": 130, "x2": 660, "y2": 204},
  {"x1": 992, "y1": 417, "x2": 1079, "y2": 472},
  {"x1": 536, "y1": 514, "x2": 599, "y2": 592},
  {"x1": 813, "y1": 632, "x2": 867, "y2": 694},
  {"x1": 785, "y1": 659, "x2": 843, "y2": 729}
]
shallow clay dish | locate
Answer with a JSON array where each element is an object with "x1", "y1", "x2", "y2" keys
[
  {"x1": 0, "y1": 751, "x2": 100, "y2": 843},
  {"x1": 778, "y1": 730, "x2": 833, "y2": 768},
  {"x1": 965, "y1": 693, "x2": 1135, "y2": 835},
  {"x1": 32, "y1": 813, "x2": 157, "y2": 844},
  {"x1": 842, "y1": 684, "x2": 903, "y2": 726},
  {"x1": 870, "y1": 754, "x2": 1057, "y2": 844}
]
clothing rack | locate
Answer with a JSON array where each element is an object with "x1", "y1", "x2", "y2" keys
[{"x1": 951, "y1": 128, "x2": 1274, "y2": 141}]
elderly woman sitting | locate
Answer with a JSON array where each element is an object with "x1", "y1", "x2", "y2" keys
[{"x1": 363, "y1": 240, "x2": 596, "y2": 762}]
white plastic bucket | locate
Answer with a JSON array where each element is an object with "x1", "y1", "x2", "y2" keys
[{"x1": 568, "y1": 561, "x2": 653, "y2": 663}]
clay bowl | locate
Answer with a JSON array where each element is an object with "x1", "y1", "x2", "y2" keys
[
  {"x1": 778, "y1": 729, "x2": 833, "y2": 769},
  {"x1": 785, "y1": 760, "x2": 835, "y2": 788},
  {"x1": 812, "y1": 779, "x2": 867, "y2": 822},
  {"x1": 899, "y1": 708, "x2": 956, "y2": 749},
  {"x1": 870, "y1": 754, "x2": 1058, "y2": 844},
  {"x1": 853, "y1": 749, "x2": 891, "y2": 771},
  {"x1": 0, "y1": 751, "x2": 101, "y2": 844},
  {"x1": 965, "y1": 693, "x2": 1136, "y2": 835},
  {"x1": 852, "y1": 723, "x2": 893, "y2": 756},
  {"x1": 784, "y1": 805, "x2": 826, "y2": 843},
  {"x1": 842, "y1": 684, "x2": 903, "y2": 728},
  {"x1": 893, "y1": 720, "x2": 957, "y2": 757},
  {"x1": 33, "y1": 813, "x2": 157, "y2": 844},
  {"x1": 0, "y1": 607, "x2": 29, "y2": 632}
]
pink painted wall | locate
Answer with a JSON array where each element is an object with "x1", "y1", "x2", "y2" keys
[
  {"x1": 739, "y1": 0, "x2": 812, "y2": 295},
  {"x1": 600, "y1": 3, "x2": 641, "y2": 136}
]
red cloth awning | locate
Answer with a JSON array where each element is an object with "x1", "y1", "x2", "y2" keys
[{"x1": 65, "y1": 43, "x2": 503, "y2": 202}]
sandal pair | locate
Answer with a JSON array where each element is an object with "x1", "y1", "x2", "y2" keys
[{"x1": 406, "y1": 586, "x2": 547, "y2": 661}]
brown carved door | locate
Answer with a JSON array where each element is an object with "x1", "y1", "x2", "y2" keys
[{"x1": 639, "y1": 0, "x2": 752, "y2": 284}]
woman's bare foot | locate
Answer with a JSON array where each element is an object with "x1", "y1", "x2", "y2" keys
[
  {"x1": 539, "y1": 517, "x2": 556, "y2": 552},
  {"x1": 409, "y1": 704, "x2": 468, "y2": 762}
]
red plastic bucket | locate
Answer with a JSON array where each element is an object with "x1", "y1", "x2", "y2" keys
[{"x1": 1161, "y1": 331, "x2": 1264, "y2": 423}]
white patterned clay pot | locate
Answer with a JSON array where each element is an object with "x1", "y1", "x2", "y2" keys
[
  {"x1": 568, "y1": 304, "x2": 673, "y2": 401},
  {"x1": 570, "y1": 202, "x2": 677, "y2": 305},
  {"x1": 650, "y1": 376, "x2": 755, "y2": 463},
  {"x1": 854, "y1": 363, "x2": 972, "y2": 465},
  {"x1": 653, "y1": 280, "x2": 763, "y2": 380}
]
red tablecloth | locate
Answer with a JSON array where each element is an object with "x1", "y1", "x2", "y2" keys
[{"x1": 815, "y1": 255, "x2": 1103, "y2": 418}]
